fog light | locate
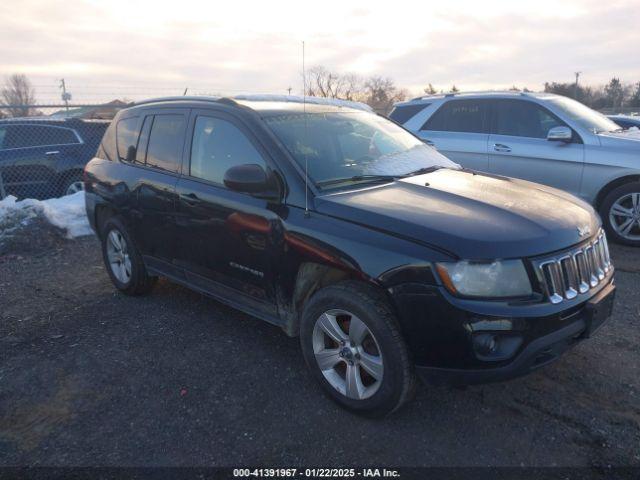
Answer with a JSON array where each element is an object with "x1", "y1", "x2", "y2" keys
[
  {"x1": 474, "y1": 333, "x2": 498, "y2": 356},
  {"x1": 472, "y1": 333, "x2": 523, "y2": 362}
]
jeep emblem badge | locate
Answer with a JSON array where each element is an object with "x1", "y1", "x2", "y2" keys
[{"x1": 577, "y1": 225, "x2": 591, "y2": 237}]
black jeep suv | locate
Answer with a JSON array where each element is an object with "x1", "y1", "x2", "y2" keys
[{"x1": 84, "y1": 95, "x2": 615, "y2": 416}]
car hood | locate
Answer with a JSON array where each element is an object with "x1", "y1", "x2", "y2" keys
[
  {"x1": 315, "y1": 169, "x2": 600, "y2": 259},
  {"x1": 598, "y1": 129, "x2": 640, "y2": 148}
]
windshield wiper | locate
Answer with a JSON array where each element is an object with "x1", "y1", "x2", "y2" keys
[
  {"x1": 400, "y1": 165, "x2": 444, "y2": 177},
  {"x1": 316, "y1": 174, "x2": 398, "y2": 188}
]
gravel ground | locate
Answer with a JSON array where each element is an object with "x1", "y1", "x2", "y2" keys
[{"x1": 0, "y1": 228, "x2": 638, "y2": 467}]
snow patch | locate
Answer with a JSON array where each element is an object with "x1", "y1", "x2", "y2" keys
[{"x1": 0, "y1": 191, "x2": 92, "y2": 239}]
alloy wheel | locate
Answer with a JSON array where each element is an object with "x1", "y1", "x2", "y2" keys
[
  {"x1": 312, "y1": 309, "x2": 383, "y2": 400},
  {"x1": 106, "y1": 229, "x2": 132, "y2": 284},
  {"x1": 65, "y1": 181, "x2": 84, "y2": 196},
  {"x1": 609, "y1": 192, "x2": 640, "y2": 241}
]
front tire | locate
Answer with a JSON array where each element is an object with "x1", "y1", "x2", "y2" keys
[
  {"x1": 100, "y1": 217, "x2": 157, "y2": 295},
  {"x1": 600, "y1": 182, "x2": 640, "y2": 246},
  {"x1": 300, "y1": 281, "x2": 415, "y2": 417}
]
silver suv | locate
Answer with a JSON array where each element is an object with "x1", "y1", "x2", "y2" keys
[{"x1": 391, "y1": 92, "x2": 640, "y2": 246}]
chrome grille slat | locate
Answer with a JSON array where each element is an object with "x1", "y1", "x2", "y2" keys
[{"x1": 533, "y1": 231, "x2": 613, "y2": 304}]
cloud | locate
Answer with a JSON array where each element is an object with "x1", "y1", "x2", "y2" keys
[{"x1": 0, "y1": 0, "x2": 638, "y2": 102}]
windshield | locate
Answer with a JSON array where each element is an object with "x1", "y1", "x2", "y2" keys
[
  {"x1": 264, "y1": 111, "x2": 459, "y2": 189},
  {"x1": 547, "y1": 96, "x2": 621, "y2": 133}
]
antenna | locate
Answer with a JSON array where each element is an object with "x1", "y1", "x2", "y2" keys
[{"x1": 303, "y1": 40, "x2": 310, "y2": 218}]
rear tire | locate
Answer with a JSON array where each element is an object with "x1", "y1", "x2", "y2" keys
[
  {"x1": 299, "y1": 281, "x2": 415, "y2": 417},
  {"x1": 599, "y1": 182, "x2": 640, "y2": 246},
  {"x1": 100, "y1": 217, "x2": 157, "y2": 295},
  {"x1": 59, "y1": 171, "x2": 84, "y2": 197}
]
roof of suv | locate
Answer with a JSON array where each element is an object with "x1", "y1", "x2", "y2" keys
[
  {"x1": 130, "y1": 94, "x2": 373, "y2": 115},
  {"x1": 394, "y1": 90, "x2": 559, "y2": 107}
]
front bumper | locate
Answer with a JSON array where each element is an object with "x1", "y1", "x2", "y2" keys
[{"x1": 391, "y1": 279, "x2": 615, "y2": 386}]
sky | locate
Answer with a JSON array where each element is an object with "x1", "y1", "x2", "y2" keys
[{"x1": 1, "y1": 0, "x2": 639, "y2": 103}]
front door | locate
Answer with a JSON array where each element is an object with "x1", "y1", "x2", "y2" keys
[
  {"x1": 174, "y1": 110, "x2": 281, "y2": 321},
  {"x1": 487, "y1": 99, "x2": 585, "y2": 196}
]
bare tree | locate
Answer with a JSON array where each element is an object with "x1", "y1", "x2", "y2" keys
[
  {"x1": 305, "y1": 66, "x2": 347, "y2": 99},
  {"x1": 363, "y1": 76, "x2": 407, "y2": 114},
  {"x1": 304, "y1": 65, "x2": 407, "y2": 113},
  {"x1": 1, "y1": 74, "x2": 37, "y2": 117}
]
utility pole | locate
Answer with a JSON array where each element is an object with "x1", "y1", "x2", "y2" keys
[
  {"x1": 287, "y1": 86, "x2": 292, "y2": 96},
  {"x1": 574, "y1": 71, "x2": 581, "y2": 100},
  {"x1": 59, "y1": 79, "x2": 71, "y2": 113}
]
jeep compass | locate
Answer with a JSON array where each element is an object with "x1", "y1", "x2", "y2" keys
[{"x1": 84, "y1": 95, "x2": 615, "y2": 416}]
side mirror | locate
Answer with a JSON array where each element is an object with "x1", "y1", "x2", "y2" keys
[
  {"x1": 223, "y1": 164, "x2": 279, "y2": 200},
  {"x1": 547, "y1": 126, "x2": 572, "y2": 142}
]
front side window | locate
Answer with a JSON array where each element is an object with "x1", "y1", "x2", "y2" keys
[
  {"x1": 547, "y1": 96, "x2": 621, "y2": 134},
  {"x1": 264, "y1": 111, "x2": 458, "y2": 189},
  {"x1": 493, "y1": 100, "x2": 565, "y2": 139},
  {"x1": 422, "y1": 99, "x2": 489, "y2": 133},
  {"x1": 190, "y1": 116, "x2": 267, "y2": 185},
  {"x1": 116, "y1": 116, "x2": 140, "y2": 162},
  {"x1": 145, "y1": 114, "x2": 186, "y2": 173}
]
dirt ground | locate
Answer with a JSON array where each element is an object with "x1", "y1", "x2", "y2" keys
[{"x1": 0, "y1": 228, "x2": 638, "y2": 467}]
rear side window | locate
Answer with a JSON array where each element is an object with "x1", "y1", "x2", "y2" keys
[
  {"x1": 98, "y1": 122, "x2": 117, "y2": 160},
  {"x1": 3, "y1": 125, "x2": 80, "y2": 149},
  {"x1": 135, "y1": 116, "x2": 153, "y2": 164},
  {"x1": 389, "y1": 104, "x2": 429, "y2": 124},
  {"x1": 492, "y1": 100, "x2": 565, "y2": 139},
  {"x1": 145, "y1": 114, "x2": 186, "y2": 173},
  {"x1": 422, "y1": 99, "x2": 489, "y2": 133},
  {"x1": 190, "y1": 116, "x2": 266, "y2": 185},
  {"x1": 116, "y1": 116, "x2": 140, "y2": 162},
  {"x1": 0, "y1": 126, "x2": 6, "y2": 149}
]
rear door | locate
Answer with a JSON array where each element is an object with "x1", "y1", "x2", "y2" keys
[
  {"x1": 117, "y1": 108, "x2": 188, "y2": 275},
  {"x1": 487, "y1": 99, "x2": 584, "y2": 195},
  {"x1": 417, "y1": 99, "x2": 490, "y2": 172}
]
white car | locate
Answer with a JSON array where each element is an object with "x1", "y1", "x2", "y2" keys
[{"x1": 391, "y1": 92, "x2": 640, "y2": 246}]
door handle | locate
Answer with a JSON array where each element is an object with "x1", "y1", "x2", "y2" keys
[
  {"x1": 45, "y1": 151, "x2": 60, "y2": 156},
  {"x1": 181, "y1": 192, "x2": 202, "y2": 206},
  {"x1": 493, "y1": 143, "x2": 511, "y2": 152}
]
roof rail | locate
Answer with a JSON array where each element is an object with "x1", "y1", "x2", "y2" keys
[
  {"x1": 130, "y1": 94, "x2": 373, "y2": 112},
  {"x1": 132, "y1": 95, "x2": 221, "y2": 107},
  {"x1": 409, "y1": 90, "x2": 543, "y2": 102}
]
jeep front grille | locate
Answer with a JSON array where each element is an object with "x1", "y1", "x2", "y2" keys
[{"x1": 533, "y1": 231, "x2": 613, "y2": 304}]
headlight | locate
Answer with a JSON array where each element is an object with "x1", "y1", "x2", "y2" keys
[{"x1": 436, "y1": 260, "x2": 532, "y2": 298}]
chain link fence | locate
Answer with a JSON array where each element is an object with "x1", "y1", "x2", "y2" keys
[{"x1": 0, "y1": 105, "x2": 118, "y2": 200}]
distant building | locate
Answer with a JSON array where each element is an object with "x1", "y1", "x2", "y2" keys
[{"x1": 50, "y1": 99, "x2": 129, "y2": 120}]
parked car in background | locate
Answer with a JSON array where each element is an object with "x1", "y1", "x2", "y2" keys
[
  {"x1": 0, "y1": 118, "x2": 109, "y2": 199},
  {"x1": 84, "y1": 95, "x2": 615, "y2": 416},
  {"x1": 608, "y1": 114, "x2": 640, "y2": 130},
  {"x1": 391, "y1": 92, "x2": 640, "y2": 246}
]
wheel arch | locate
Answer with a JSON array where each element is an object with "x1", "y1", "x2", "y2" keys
[
  {"x1": 595, "y1": 174, "x2": 640, "y2": 210},
  {"x1": 280, "y1": 262, "x2": 392, "y2": 337},
  {"x1": 94, "y1": 203, "x2": 118, "y2": 238}
]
